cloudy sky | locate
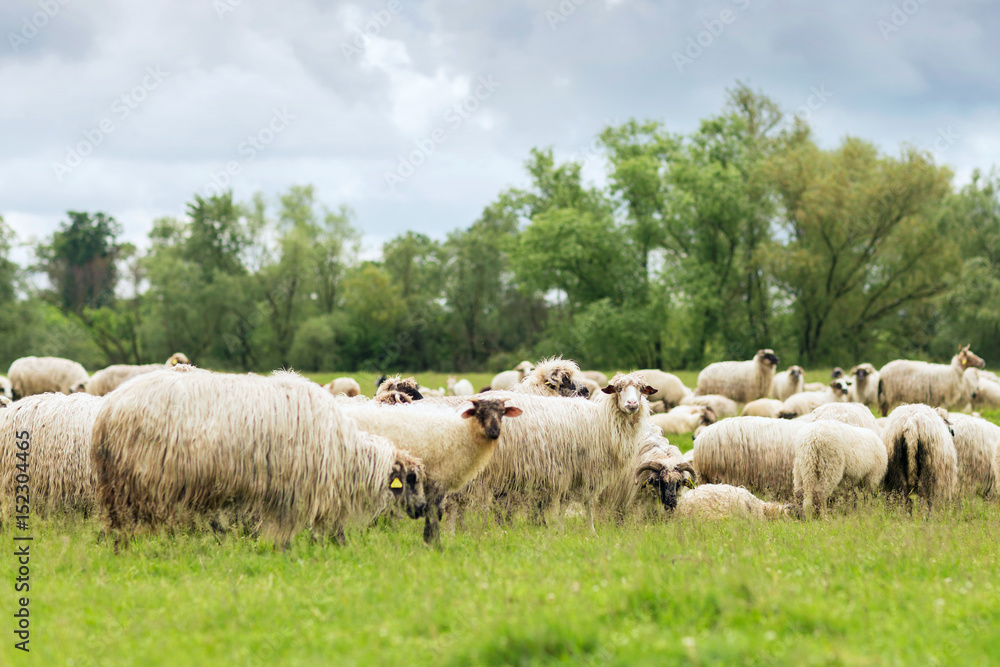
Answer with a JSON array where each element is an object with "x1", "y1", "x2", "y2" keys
[{"x1": 2, "y1": 0, "x2": 998, "y2": 263}]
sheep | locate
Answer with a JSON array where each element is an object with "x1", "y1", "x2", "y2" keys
[
  {"x1": 78, "y1": 353, "x2": 193, "y2": 396},
  {"x1": 0, "y1": 375, "x2": 11, "y2": 400},
  {"x1": 582, "y1": 370, "x2": 608, "y2": 387},
  {"x1": 673, "y1": 484, "x2": 791, "y2": 520},
  {"x1": 514, "y1": 357, "x2": 588, "y2": 397},
  {"x1": 0, "y1": 393, "x2": 105, "y2": 523},
  {"x1": 490, "y1": 361, "x2": 535, "y2": 391},
  {"x1": 650, "y1": 405, "x2": 717, "y2": 435},
  {"x1": 741, "y1": 398, "x2": 784, "y2": 418},
  {"x1": 91, "y1": 368, "x2": 428, "y2": 548},
  {"x1": 971, "y1": 369, "x2": 1000, "y2": 411},
  {"x1": 8, "y1": 356, "x2": 89, "y2": 399},
  {"x1": 695, "y1": 349, "x2": 780, "y2": 402},
  {"x1": 462, "y1": 373, "x2": 656, "y2": 532},
  {"x1": 374, "y1": 375, "x2": 424, "y2": 405},
  {"x1": 0, "y1": 396, "x2": 10, "y2": 408},
  {"x1": 847, "y1": 364, "x2": 880, "y2": 407},
  {"x1": 771, "y1": 365, "x2": 805, "y2": 401},
  {"x1": 692, "y1": 417, "x2": 804, "y2": 499},
  {"x1": 777, "y1": 379, "x2": 851, "y2": 419},
  {"x1": 946, "y1": 412, "x2": 1000, "y2": 498},
  {"x1": 446, "y1": 376, "x2": 475, "y2": 396},
  {"x1": 802, "y1": 382, "x2": 827, "y2": 392},
  {"x1": 795, "y1": 402, "x2": 881, "y2": 434},
  {"x1": 336, "y1": 397, "x2": 522, "y2": 544},
  {"x1": 680, "y1": 393, "x2": 740, "y2": 419},
  {"x1": 880, "y1": 404, "x2": 958, "y2": 515},
  {"x1": 600, "y1": 427, "x2": 694, "y2": 518},
  {"x1": 792, "y1": 420, "x2": 888, "y2": 518},
  {"x1": 325, "y1": 377, "x2": 361, "y2": 397},
  {"x1": 877, "y1": 345, "x2": 985, "y2": 416},
  {"x1": 578, "y1": 377, "x2": 601, "y2": 400},
  {"x1": 636, "y1": 370, "x2": 692, "y2": 408},
  {"x1": 831, "y1": 367, "x2": 845, "y2": 379}
]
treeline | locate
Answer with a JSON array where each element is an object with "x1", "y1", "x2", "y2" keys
[{"x1": 2, "y1": 83, "x2": 998, "y2": 373}]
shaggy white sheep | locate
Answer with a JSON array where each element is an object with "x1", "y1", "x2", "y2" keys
[
  {"x1": 946, "y1": 412, "x2": 1000, "y2": 498},
  {"x1": 680, "y1": 393, "x2": 740, "y2": 419},
  {"x1": 877, "y1": 346, "x2": 985, "y2": 416},
  {"x1": 880, "y1": 404, "x2": 958, "y2": 515},
  {"x1": 695, "y1": 349, "x2": 780, "y2": 402},
  {"x1": 325, "y1": 377, "x2": 362, "y2": 397},
  {"x1": 692, "y1": 417, "x2": 804, "y2": 499},
  {"x1": 674, "y1": 484, "x2": 791, "y2": 520},
  {"x1": 741, "y1": 398, "x2": 784, "y2": 418},
  {"x1": 490, "y1": 361, "x2": 535, "y2": 391},
  {"x1": 847, "y1": 364, "x2": 880, "y2": 407},
  {"x1": 795, "y1": 402, "x2": 881, "y2": 434},
  {"x1": 650, "y1": 405, "x2": 717, "y2": 436},
  {"x1": 771, "y1": 366, "x2": 805, "y2": 401},
  {"x1": 636, "y1": 370, "x2": 693, "y2": 408},
  {"x1": 971, "y1": 369, "x2": 1000, "y2": 411},
  {"x1": 8, "y1": 356, "x2": 89, "y2": 398},
  {"x1": 514, "y1": 357, "x2": 588, "y2": 397},
  {"x1": 777, "y1": 379, "x2": 851, "y2": 419}
]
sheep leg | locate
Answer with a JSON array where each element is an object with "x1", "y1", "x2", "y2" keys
[
  {"x1": 423, "y1": 488, "x2": 445, "y2": 546},
  {"x1": 585, "y1": 497, "x2": 596, "y2": 535}
]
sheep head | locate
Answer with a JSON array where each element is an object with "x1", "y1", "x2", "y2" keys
[
  {"x1": 850, "y1": 363, "x2": 875, "y2": 381},
  {"x1": 514, "y1": 361, "x2": 535, "y2": 380},
  {"x1": 787, "y1": 365, "x2": 804, "y2": 380},
  {"x1": 69, "y1": 380, "x2": 88, "y2": 394},
  {"x1": 634, "y1": 459, "x2": 696, "y2": 512},
  {"x1": 530, "y1": 357, "x2": 587, "y2": 397},
  {"x1": 375, "y1": 375, "x2": 423, "y2": 403},
  {"x1": 756, "y1": 349, "x2": 780, "y2": 367},
  {"x1": 0, "y1": 395, "x2": 10, "y2": 408},
  {"x1": 831, "y1": 367, "x2": 845, "y2": 379},
  {"x1": 390, "y1": 451, "x2": 427, "y2": 520},
  {"x1": 167, "y1": 352, "x2": 191, "y2": 367},
  {"x1": 601, "y1": 372, "x2": 656, "y2": 415},
  {"x1": 461, "y1": 398, "x2": 523, "y2": 441},
  {"x1": 958, "y1": 345, "x2": 986, "y2": 370}
]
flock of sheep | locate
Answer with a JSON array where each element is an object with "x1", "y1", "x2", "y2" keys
[{"x1": 0, "y1": 344, "x2": 997, "y2": 550}]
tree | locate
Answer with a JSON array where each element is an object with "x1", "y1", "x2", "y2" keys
[{"x1": 37, "y1": 211, "x2": 122, "y2": 315}]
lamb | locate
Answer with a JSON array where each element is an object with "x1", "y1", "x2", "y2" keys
[
  {"x1": 946, "y1": 412, "x2": 1000, "y2": 498},
  {"x1": 692, "y1": 417, "x2": 804, "y2": 499},
  {"x1": 0, "y1": 393, "x2": 104, "y2": 523},
  {"x1": 877, "y1": 345, "x2": 985, "y2": 416},
  {"x1": 636, "y1": 369, "x2": 692, "y2": 408},
  {"x1": 673, "y1": 484, "x2": 791, "y2": 520},
  {"x1": 91, "y1": 368, "x2": 428, "y2": 548},
  {"x1": 446, "y1": 376, "x2": 475, "y2": 396},
  {"x1": 793, "y1": 420, "x2": 887, "y2": 518},
  {"x1": 741, "y1": 398, "x2": 784, "y2": 418},
  {"x1": 777, "y1": 379, "x2": 851, "y2": 419},
  {"x1": 695, "y1": 349, "x2": 779, "y2": 402},
  {"x1": 650, "y1": 405, "x2": 717, "y2": 435},
  {"x1": 325, "y1": 377, "x2": 361, "y2": 397},
  {"x1": 680, "y1": 393, "x2": 740, "y2": 419},
  {"x1": 514, "y1": 357, "x2": 588, "y2": 397},
  {"x1": 7, "y1": 356, "x2": 89, "y2": 399},
  {"x1": 847, "y1": 364, "x2": 880, "y2": 407},
  {"x1": 78, "y1": 353, "x2": 192, "y2": 396},
  {"x1": 771, "y1": 365, "x2": 805, "y2": 401},
  {"x1": 490, "y1": 361, "x2": 535, "y2": 391},
  {"x1": 462, "y1": 373, "x2": 656, "y2": 532},
  {"x1": 336, "y1": 397, "x2": 522, "y2": 544},
  {"x1": 795, "y1": 402, "x2": 881, "y2": 434},
  {"x1": 880, "y1": 404, "x2": 958, "y2": 515}
]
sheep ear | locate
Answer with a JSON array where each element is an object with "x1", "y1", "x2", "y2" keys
[
  {"x1": 601, "y1": 385, "x2": 616, "y2": 394},
  {"x1": 641, "y1": 385, "x2": 656, "y2": 396},
  {"x1": 461, "y1": 407, "x2": 476, "y2": 419},
  {"x1": 504, "y1": 406, "x2": 523, "y2": 418}
]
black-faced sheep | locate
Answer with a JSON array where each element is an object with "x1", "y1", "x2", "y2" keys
[
  {"x1": 880, "y1": 404, "x2": 958, "y2": 515},
  {"x1": 695, "y1": 349, "x2": 780, "y2": 402},
  {"x1": 514, "y1": 357, "x2": 588, "y2": 397},
  {"x1": 878, "y1": 346, "x2": 985, "y2": 416}
]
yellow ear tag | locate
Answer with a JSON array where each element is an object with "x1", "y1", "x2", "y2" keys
[{"x1": 390, "y1": 478, "x2": 403, "y2": 489}]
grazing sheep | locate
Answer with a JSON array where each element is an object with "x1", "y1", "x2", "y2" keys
[
  {"x1": 741, "y1": 398, "x2": 784, "y2": 418},
  {"x1": 651, "y1": 405, "x2": 717, "y2": 436},
  {"x1": 771, "y1": 366, "x2": 805, "y2": 401},
  {"x1": 793, "y1": 421, "x2": 887, "y2": 518},
  {"x1": 674, "y1": 484, "x2": 791, "y2": 520},
  {"x1": 777, "y1": 379, "x2": 851, "y2": 419},
  {"x1": 92, "y1": 368, "x2": 427, "y2": 547},
  {"x1": 695, "y1": 349, "x2": 780, "y2": 402},
  {"x1": 680, "y1": 393, "x2": 740, "y2": 419},
  {"x1": 877, "y1": 345, "x2": 985, "y2": 416},
  {"x1": 463, "y1": 373, "x2": 656, "y2": 532},
  {"x1": 336, "y1": 398, "x2": 522, "y2": 544},
  {"x1": 880, "y1": 404, "x2": 958, "y2": 515},
  {"x1": 0, "y1": 393, "x2": 104, "y2": 523},
  {"x1": 80, "y1": 353, "x2": 193, "y2": 396},
  {"x1": 796, "y1": 402, "x2": 881, "y2": 434},
  {"x1": 0, "y1": 375, "x2": 10, "y2": 400},
  {"x1": 636, "y1": 370, "x2": 692, "y2": 408},
  {"x1": 692, "y1": 417, "x2": 804, "y2": 499},
  {"x1": 8, "y1": 356, "x2": 89, "y2": 399},
  {"x1": 490, "y1": 361, "x2": 535, "y2": 391},
  {"x1": 446, "y1": 376, "x2": 475, "y2": 397},
  {"x1": 514, "y1": 357, "x2": 587, "y2": 397},
  {"x1": 847, "y1": 364, "x2": 880, "y2": 407},
  {"x1": 325, "y1": 377, "x2": 361, "y2": 397},
  {"x1": 582, "y1": 370, "x2": 609, "y2": 387},
  {"x1": 946, "y1": 412, "x2": 1000, "y2": 498},
  {"x1": 971, "y1": 370, "x2": 1000, "y2": 411},
  {"x1": 601, "y1": 427, "x2": 693, "y2": 518}
]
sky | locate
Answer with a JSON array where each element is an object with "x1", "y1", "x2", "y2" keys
[{"x1": 2, "y1": 0, "x2": 998, "y2": 264}]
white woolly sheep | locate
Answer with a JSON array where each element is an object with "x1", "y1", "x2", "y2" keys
[
  {"x1": 92, "y1": 368, "x2": 427, "y2": 548},
  {"x1": 971, "y1": 369, "x2": 1000, "y2": 411},
  {"x1": 741, "y1": 398, "x2": 784, "y2": 418},
  {"x1": 514, "y1": 357, "x2": 588, "y2": 397},
  {"x1": 680, "y1": 393, "x2": 740, "y2": 419},
  {"x1": 651, "y1": 405, "x2": 717, "y2": 436},
  {"x1": 846, "y1": 364, "x2": 879, "y2": 407},
  {"x1": 880, "y1": 404, "x2": 958, "y2": 515},
  {"x1": 877, "y1": 345, "x2": 985, "y2": 416},
  {"x1": 600, "y1": 426, "x2": 693, "y2": 518},
  {"x1": 777, "y1": 379, "x2": 851, "y2": 419},
  {"x1": 793, "y1": 420, "x2": 888, "y2": 518},
  {"x1": 446, "y1": 376, "x2": 475, "y2": 396},
  {"x1": 8, "y1": 356, "x2": 89, "y2": 399},
  {"x1": 490, "y1": 361, "x2": 535, "y2": 391},
  {"x1": 946, "y1": 412, "x2": 1000, "y2": 498},
  {"x1": 692, "y1": 417, "x2": 804, "y2": 499},
  {"x1": 0, "y1": 393, "x2": 104, "y2": 523},
  {"x1": 325, "y1": 377, "x2": 361, "y2": 397},
  {"x1": 80, "y1": 353, "x2": 192, "y2": 396},
  {"x1": 771, "y1": 365, "x2": 804, "y2": 401},
  {"x1": 795, "y1": 402, "x2": 881, "y2": 434},
  {"x1": 0, "y1": 375, "x2": 10, "y2": 400},
  {"x1": 336, "y1": 397, "x2": 522, "y2": 544},
  {"x1": 636, "y1": 369, "x2": 692, "y2": 408},
  {"x1": 695, "y1": 349, "x2": 780, "y2": 402},
  {"x1": 674, "y1": 484, "x2": 791, "y2": 520}
]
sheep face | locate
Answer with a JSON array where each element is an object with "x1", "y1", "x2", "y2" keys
[
  {"x1": 602, "y1": 373, "x2": 656, "y2": 415},
  {"x1": 850, "y1": 364, "x2": 874, "y2": 381},
  {"x1": 788, "y1": 366, "x2": 803, "y2": 380},
  {"x1": 70, "y1": 381, "x2": 88, "y2": 394},
  {"x1": 514, "y1": 361, "x2": 535, "y2": 379},
  {"x1": 461, "y1": 398, "x2": 523, "y2": 440},
  {"x1": 958, "y1": 345, "x2": 986, "y2": 370},
  {"x1": 757, "y1": 349, "x2": 780, "y2": 367},
  {"x1": 831, "y1": 367, "x2": 845, "y2": 379},
  {"x1": 634, "y1": 460, "x2": 697, "y2": 512},
  {"x1": 831, "y1": 378, "x2": 851, "y2": 398},
  {"x1": 390, "y1": 455, "x2": 427, "y2": 520}
]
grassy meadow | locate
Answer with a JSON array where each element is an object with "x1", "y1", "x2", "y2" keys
[{"x1": 2, "y1": 368, "x2": 999, "y2": 665}]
